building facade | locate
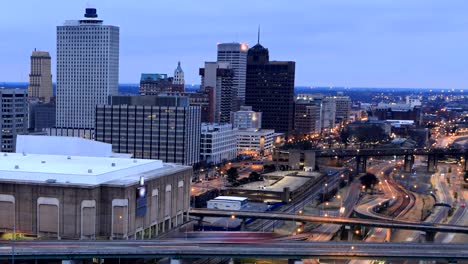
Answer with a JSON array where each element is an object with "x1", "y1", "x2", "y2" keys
[
  {"x1": 294, "y1": 98, "x2": 322, "y2": 135},
  {"x1": 173, "y1": 61, "x2": 185, "y2": 87},
  {"x1": 217, "y1": 43, "x2": 248, "y2": 108},
  {"x1": 245, "y1": 43, "x2": 295, "y2": 135},
  {"x1": 232, "y1": 106, "x2": 262, "y2": 129},
  {"x1": 139, "y1": 74, "x2": 184, "y2": 95},
  {"x1": 237, "y1": 128, "x2": 275, "y2": 157},
  {"x1": 28, "y1": 50, "x2": 53, "y2": 103},
  {"x1": 200, "y1": 123, "x2": 238, "y2": 164},
  {"x1": 0, "y1": 89, "x2": 28, "y2": 152},
  {"x1": 0, "y1": 151, "x2": 191, "y2": 240},
  {"x1": 28, "y1": 100, "x2": 56, "y2": 132},
  {"x1": 56, "y1": 8, "x2": 119, "y2": 129},
  {"x1": 95, "y1": 95, "x2": 201, "y2": 165},
  {"x1": 329, "y1": 96, "x2": 351, "y2": 125},
  {"x1": 321, "y1": 97, "x2": 337, "y2": 131},
  {"x1": 199, "y1": 62, "x2": 234, "y2": 123}
]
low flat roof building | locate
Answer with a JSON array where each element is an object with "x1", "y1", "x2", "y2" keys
[{"x1": 0, "y1": 137, "x2": 192, "y2": 240}]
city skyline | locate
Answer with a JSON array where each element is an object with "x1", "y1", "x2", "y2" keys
[{"x1": 0, "y1": 0, "x2": 468, "y2": 88}]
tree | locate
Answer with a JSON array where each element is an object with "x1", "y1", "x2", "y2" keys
[
  {"x1": 360, "y1": 173, "x2": 379, "y2": 192},
  {"x1": 248, "y1": 171, "x2": 262, "y2": 182},
  {"x1": 226, "y1": 167, "x2": 239, "y2": 183}
]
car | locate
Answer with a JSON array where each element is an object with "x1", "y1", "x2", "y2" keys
[{"x1": 461, "y1": 203, "x2": 466, "y2": 208}]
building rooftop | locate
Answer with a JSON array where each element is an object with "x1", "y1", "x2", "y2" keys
[{"x1": 0, "y1": 152, "x2": 187, "y2": 187}]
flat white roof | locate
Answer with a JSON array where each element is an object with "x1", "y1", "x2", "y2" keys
[
  {"x1": 16, "y1": 135, "x2": 114, "y2": 157},
  {"x1": 213, "y1": 196, "x2": 248, "y2": 201},
  {"x1": 0, "y1": 152, "x2": 185, "y2": 187}
]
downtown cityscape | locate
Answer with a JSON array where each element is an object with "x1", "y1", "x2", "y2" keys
[{"x1": 0, "y1": 1, "x2": 467, "y2": 264}]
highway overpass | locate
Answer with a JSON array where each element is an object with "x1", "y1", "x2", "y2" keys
[
  {"x1": 190, "y1": 209, "x2": 468, "y2": 234},
  {"x1": 0, "y1": 240, "x2": 467, "y2": 261}
]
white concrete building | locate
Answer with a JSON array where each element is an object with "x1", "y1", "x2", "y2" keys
[
  {"x1": 321, "y1": 97, "x2": 337, "y2": 131},
  {"x1": 217, "y1": 43, "x2": 248, "y2": 108},
  {"x1": 232, "y1": 106, "x2": 262, "y2": 129},
  {"x1": 200, "y1": 123, "x2": 237, "y2": 164},
  {"x1": 237, "y1": 128, "x2": 275, "y2": 157},
  {"x1": 56, "y1": 8, "x2": 119, "y2": 129}
]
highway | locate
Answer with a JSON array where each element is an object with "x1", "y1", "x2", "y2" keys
[
  {"x1": 190, "y1": 208, "x2": 468, "y2": 234},
  {"x1": 1, "y1": 240, "x2": 467, "y2": 261}
]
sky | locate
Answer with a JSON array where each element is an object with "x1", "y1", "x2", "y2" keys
[{"x1": 0, "y1": 0, "x2": 467, "y2": 88}]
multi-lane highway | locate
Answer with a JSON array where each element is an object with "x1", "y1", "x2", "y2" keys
[{"x1": 0, "y1": 240, "x2": 467, "y2": 261}]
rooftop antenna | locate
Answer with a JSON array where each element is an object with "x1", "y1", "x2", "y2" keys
[{"x1": 257, "y1": 25, "x2": 261, "y2": 44}]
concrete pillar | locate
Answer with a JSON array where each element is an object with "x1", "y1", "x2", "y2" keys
[
  {"x1": 355, "y1": 156, "x2": 361, "y2": 174},
  {"x1": 197, "y1": 217, "x2": 204, "y2": 231},
  {"x1": 404, "y1": 155, "x2": 414, "y2": 172},
  {"x1": 385, "y1": 228, "x2": 392, "y2": 242},
  {"x1": 170, "y1": 259, "x2": 181, "y2": 264},
  {"x1": 424, "y1": 231, "x2": 436, "y2": 242},
  {"x1": 427, "y1": 154, "x2": 437, "y2": 173}
]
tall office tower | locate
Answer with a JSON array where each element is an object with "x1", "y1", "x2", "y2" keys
[
  {"x1": 232, "y1": 106, "x2": 262, "y2": 129},
  {"x1": 245, "y1": 42, "x2": 295, "y2": 135},
  {"x1": 0, "y1": 89, "x2": 28, "y2": 152},
  {"x1": 56, "y1": 8, "x2": 119, "y2": 129},
  {"x1": 95, "y1": 95, "x2": 201, "y2": 165},
  {"x1": 217, "y1": 43, "x2": 248, "y2": 109},
  {"x1": 321, "y1": 97, "x2": 336, "y2": 131},
  {"x1": 173, "y1": 61, "x2": 185, "y2": 89},
  {"x1": 28, "y1": 50, "x2": 53, "y2": 103},
  {"x1": 199, "y1": 62, "x2": 234, "y2": 123},
  {"x1": 294, "y1": 98, "x2": 322, "y2": 135}
]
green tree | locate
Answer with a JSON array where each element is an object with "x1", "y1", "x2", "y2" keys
[
  {"x1": 226, "y1": 167, "x2": 239, "y2": 183},
  {"x1": 360, "y1": 173, "x2": 379, "y2": 192},
  {"x1": 248, "y1": 171, "x2": 262, "y2": 182}
]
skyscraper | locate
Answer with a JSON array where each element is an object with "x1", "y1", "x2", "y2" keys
[
  {"x1": 199, "y1": 62, "x2": 234, "y2": 123},
  {"x1": 217, "y1": 43, "x2": 248, "y2": 109},
  {"x1": 56, "y1": 8, "x2": 119, "y2": 129},
  {"x1": 245, "y1": 40, "x2": 295, "y2": 135},
  {"x1": 28, "y1": 50, "x2": 53, "y2": 103}
]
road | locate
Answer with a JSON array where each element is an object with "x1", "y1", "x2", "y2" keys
[{"x1": 1, "y1": 240, "x2": 467, "y2": 261}]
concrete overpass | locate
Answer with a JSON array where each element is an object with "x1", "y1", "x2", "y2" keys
[
  {"x1": 190, "y1": 209, "x2": 468, "y2": 237},
  {"x1": 0, "y1": 240, "x2": 467, "y2": 261},
  {"x1": 315, "y1": 147, "x2": 468, "y2": 173}
]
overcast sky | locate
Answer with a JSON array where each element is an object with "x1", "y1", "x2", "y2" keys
[{"x1": 0, "y1": 0, "x2": 467, "y2": 88}]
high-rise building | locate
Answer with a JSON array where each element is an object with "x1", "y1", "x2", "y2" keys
[
  {"x1": 95, "y1": 95, "x2": 201, "y2": 165},
  {"x1": 173, "y1": 61, "x2": 185, "y2": 87},
  {"x1": 245, "y1": 41, "x2": 295, "y2": 135},
  {"x1": 329, "y1": 96, "x2": 351, "y2": 125},
  {"x1": 56, "y1": 8, "x2": 119, "y2": 129},
  {"x1": 321, "y1": 97, "x2": 336, "y2": 131},
  {"x1": 232, "y1": 106, "x2": 262, "y2": 129},
  {"x1": 294, "y1": 98, "x2": 322, "y2": 135},
  {"x1": 217, "y1": 43, "x2": 248, "y2": 108},
  {"x1": 28, "y1": 50, "x2": 53, "y2": 103},
  {"x1": 200, "y1": 123, "x2": 237, "y2": 164},
  {"x1": 0, "y1": 89, "x2": 28, "y2": 152},
  {"x1": 237, "y1": 128, "x2": 275, "y2": 157},
  {"x1": 199, "y1": 62, "x2": 234, "y2": 123}
]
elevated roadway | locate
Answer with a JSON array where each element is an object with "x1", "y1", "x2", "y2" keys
[
  {"x1": 0, "y1": 240, "x2": 467, "y2": 261},
  {"x1": 190, "y1": 209, "x2": 468, "y2": 234}
]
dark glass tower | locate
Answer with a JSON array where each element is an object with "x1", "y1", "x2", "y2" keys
[{"x1": 245, "y1": 43, "x2": 295, "y2": 135}]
